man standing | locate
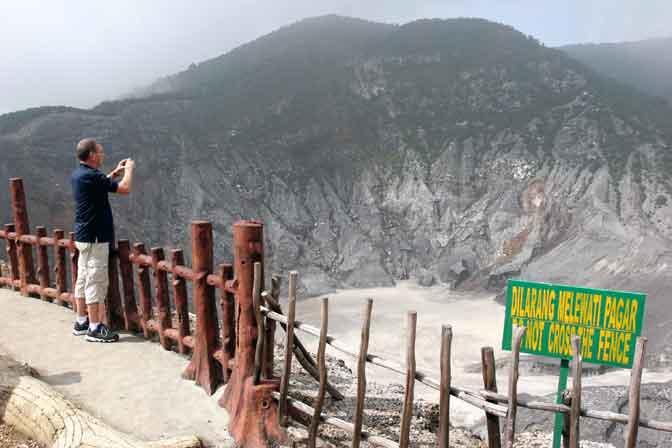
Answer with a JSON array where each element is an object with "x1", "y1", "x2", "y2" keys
[{"x1": 71, "y1": 138, "x2": 135, "y2": 342}]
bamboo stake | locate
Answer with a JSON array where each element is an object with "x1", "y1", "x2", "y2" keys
[
  {"x1": 439, "y1": 325, "x2": 452, "y2": 448},
  {"x1": 352, "y1": 298, "x2": 373, "y2": 448},
  {"x1": 261, "y1": 307, "x2": 506, "y2": 416},
  {"x1": 253, "y1": 262, "x2": 265, "y2": 385},
  {"x1": 399, "y1": 311, "x2": 417, "y2": 448},
  {"x1": 562, "y1": 392, "x2": 570, "y2": 448},
  {"x1": 262, "y1": 274, "x2": 281, "y2": 378},
  {"x1": 308, "y1": 297, "x2": 329, "y2": 448},
  {"x1": 504, "y1": 326, "x2": 526, "y2": 448},
  {"x1": 569, "y1": 336, "x2": 582, "y2": 448},
  {"x1": 279, "y1": 271, "x2": 297, "y2": 427},
  {"x1": 271, "y1": 392, "x2": 398, "y2": 448},
  {"x1": 263, "y1": 291, "x2": 344, "y2": 400},
  {"x1": 481, "y1": 347, "x2": 502, "y2": 448},
  {"x1": 625, "y1": 337, "x2": 647, "y2": 448}
]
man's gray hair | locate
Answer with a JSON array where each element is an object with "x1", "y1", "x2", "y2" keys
[{"x1": 76, "y1": 138, "x2": 98, "y2": 161}]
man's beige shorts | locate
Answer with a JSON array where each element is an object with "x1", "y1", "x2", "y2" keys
[{"x1": 74, "y1": 242, "x2": 109, "y2": 305}]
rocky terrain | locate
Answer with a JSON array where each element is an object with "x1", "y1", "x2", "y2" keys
[
  {"x1": 1, "y1": 16, "x2": 672, "y2": 361},
  {"x1": 280, "y1": 345, "x2": 615, "y2": 447},
  {"x1": 518, "y1": 380, "x2": 672, "y2": 447}
]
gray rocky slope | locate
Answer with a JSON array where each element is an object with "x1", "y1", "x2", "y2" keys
[{"x1": 1, "y1": 17, "x2": 672, "y2": 359}]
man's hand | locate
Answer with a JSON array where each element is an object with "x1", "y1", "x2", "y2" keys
[
  {"x1": 116, "y1": 158, "x2": 135, "y2": 195},
  {"x1": 108, "y1": 158, "x2": 131, "y2": 178}
]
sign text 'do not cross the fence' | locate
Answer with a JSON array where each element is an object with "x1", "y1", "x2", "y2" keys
[{"x1": 502, "y1": 279, "x2": 646, "y2": 368}]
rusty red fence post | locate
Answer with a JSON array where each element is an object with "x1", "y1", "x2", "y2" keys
[
  {"x1": 220, "y1": 263, "x2": 235, "y2": 382},
  {"x1": 182, "y1": 221, "x2": 222, "y2": 395},
  {"x1": 220, "y1": 221, "x2": 286, "y2": 447},
  {"x1": 10, "y1": 178, "x2": 37, "y2": 296},
  {"x1": 35, "y1": 226, "x2": 51, "y2": 301},
  {"x1": 53, "y1": 229, "x2": 67, "y2": 306},
  {"x1": 152, "y1": 247, "x2": 173, "y2": 350},
  {"x1": 133, "y1": 243, "x2": 153, "y2": 338},
  {"x1": 171, "y1": 249, "x2": 191, "y2": 354},
  {"x1": 69, "y1": 232, "x2": 78, "y2": 304},
  {"x1": 117, "y1": 240, "x2": 139, "y2": 331},
  {"x1": 4, "y1": 224, "x2": 19, "y2": 290},
  {"x1": 104, "y1": 242, "x2": 124, "y2": 330}
]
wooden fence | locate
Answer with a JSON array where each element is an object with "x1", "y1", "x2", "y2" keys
[
  {"x1": 2, "y1": 176, "x2": 672, "y2": 448},
  {"x1": 251, "y1": 266, "x2": 672, "y2": 448},
  {"x1": 0, "y1": 177, "x2": 287, "y2": 447}
]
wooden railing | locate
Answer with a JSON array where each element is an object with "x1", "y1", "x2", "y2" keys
[
  {"x1": 2, "y1": 175, "x2": 672, "y2": 448},
  {"x1": 0, "y1": 177, "x2": 286, "y2": 447}
]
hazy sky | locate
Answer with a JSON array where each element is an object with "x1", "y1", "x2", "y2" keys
[{"x1": 2, "y1": 0, "x2": 671, "y2": 114}]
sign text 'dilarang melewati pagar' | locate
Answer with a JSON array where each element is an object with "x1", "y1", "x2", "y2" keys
[{"x1": 502, "y1": 280, "x2": 645, "y2": 368}]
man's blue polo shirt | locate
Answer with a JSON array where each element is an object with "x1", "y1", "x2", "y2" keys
[{"x1": 71, "y1": 164, "x2": 119, "y2": 243}]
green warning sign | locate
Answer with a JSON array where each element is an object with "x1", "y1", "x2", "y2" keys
[{"x1": 502, "y1": 279, "x2": 646, "y2": 368}]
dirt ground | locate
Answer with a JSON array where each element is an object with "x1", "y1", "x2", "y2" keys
[
  {"x1": 0, "y1": 423, "x2": 42, "y2": 448},
  {"x1": 0, "y1": 355, "x2": 42, "y2": 448}
]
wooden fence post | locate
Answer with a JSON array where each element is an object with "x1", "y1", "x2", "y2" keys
[
  {"x1": 182, "y1": 221, "x2": 222, "y2": 395},
  {"x1": 219, "y1": 263, "x2": 234, "y2": 376},
  {"x1": 253, "y1": 261, "x2": 265, "y2": 385},
  {"x1": 308, "y1": 297, "x2": 329, "y2": 448},
  {"x1": 151, "y1": 247, "x2": 173, "y2": 351},
  {"x1": 352, "y1": 298, "x2": 373, "y2": 448},
  {"x1": 399, "y1": 311, "x2": 417, "y2": 448},
  {"x1": 481, "y1": 347, "x2": 502, "y2": 448},
  {"x1": 53, "y1": 229, "x2": 67, "y2": 306},
  {"x1": 625, "y1": 337, "x2": 647, "y2": 448},
  {"x1": 10, "y1": 178, "x2": 36, "y2": 296},
  {"x1": 35, "y1": 226, "x2": 50, "y2": 301},
  {"x1": 4, "y1": 224, "x2": 19, "y2": 291},
  {"x1": 172, "y1": 250, "x2": 192, "y2": 355},
  {"x1": 105, "y1": 242, "x2": 124, "y2": 330},
  {"x1": 439, "y1": 324, "x2": 452, "y2": 448},
  {"x1": 117, "y1": 240, "x2": 139, "y2": 331},
  {"x1": 569, "y1": 336, "x2": 582, "y2": 448},
  {"x1": 278, "y1": 271, "x2": 297, "y2": 427},
  {"x1": 220, "y1": 220, "x2": 286, "y2": 447},
  {"x1": 262, "y1": 274, "x2": 280, "y2": 379},
  {"x1": 68, "y1": 232, "x2": 78, "y2": 307},
  {"x1": 562, "y1": 392, "x2": 571, "y2": 448},
  {"x1": 504, "y1": 326, "x2": 526, "y2": 448},
  {"x1": 133, "y1": 243, "x2": 153, "y2": 339}
]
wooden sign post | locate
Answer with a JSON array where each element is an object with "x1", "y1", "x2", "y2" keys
[{"x1": 502, "y1": 279, "x2": 646, "y2": 448}]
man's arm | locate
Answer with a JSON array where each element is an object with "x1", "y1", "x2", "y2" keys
[{"x1": 116, "y1": 159, "x2": 135, "y2": 195}]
